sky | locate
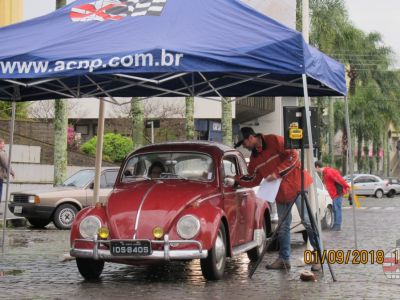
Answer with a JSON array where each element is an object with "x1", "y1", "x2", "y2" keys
[
  {"x1": 345, "y1": 0, "x2": 400, "y2": 67},
  {"x1": 23, "y1": 0, "x2": 400, "y2": 66}
]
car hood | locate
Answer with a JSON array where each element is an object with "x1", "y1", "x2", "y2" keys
[
  {"x1": 12, "y1": 186, "x2": 82, "y2": 196},
  {"x1": 106, "y1": 180, "x2": 218, "y2": 240}
]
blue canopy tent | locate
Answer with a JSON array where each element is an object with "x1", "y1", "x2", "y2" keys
[{"x1": 0, "y1": 0, "x2": 354, "y2": 256}]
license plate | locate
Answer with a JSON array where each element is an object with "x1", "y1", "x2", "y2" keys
[
  {"x1": 110, "y1": 240, "x2": 152, "y2": 256},
  {"x1": 14, "y1": 206, "x2": 22, "y2": 214}
]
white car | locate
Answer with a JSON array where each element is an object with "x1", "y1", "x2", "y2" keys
[
  {"x1": 253, "y1": 173, "x2": 333, "y2": 242},
  {"x1": 344, "y1": 174, "x2": 389, "y2": 198}
]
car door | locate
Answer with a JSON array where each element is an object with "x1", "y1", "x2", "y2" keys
[
  {"x1": 364, "y1": 176, "x2": 380, "y2": 196},
  {"x1": 222, "y1": 155, "x2": 249, "y2": 246},
  {"x1": 354, "y1": 176, "x2": 368, "y2": 195}
]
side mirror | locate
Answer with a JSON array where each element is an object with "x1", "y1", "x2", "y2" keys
[
  {"x1": 124, "y1": 170, "x2": 132, "y2": 177},
  {"x1": 224, "y1": 177, "x2": 236, "y2": 188},
  {"x1": 89, "y1": 182, "x2": 94, "y2": 189}
]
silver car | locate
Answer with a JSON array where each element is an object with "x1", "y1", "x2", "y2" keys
[
  {"x1": 384, "y1": 177, "x2": 400, "y2": 198},
  {"x1": 8, "y1": 168, "x2": 119, "y2": 229},
  {"x1": 344, "y1": 174, "x2": 389, "y2": 198}
]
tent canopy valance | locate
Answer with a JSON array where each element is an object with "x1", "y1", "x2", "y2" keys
[{"x1": 0, "y1": 0, "x2": 346, "y2": 101}]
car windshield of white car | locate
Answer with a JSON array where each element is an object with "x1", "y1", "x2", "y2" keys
[
  {"x1": 122, "y1": 152, "x2": 214, "y2": 182},
  {"x1": 62, "y1": 169, "x2": 95, "y2": 187}
]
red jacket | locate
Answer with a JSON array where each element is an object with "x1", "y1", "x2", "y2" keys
[
  {"x1": 237, "y1": 134, "x2": 312, "y2": 204},
  {"x1": 322, "y1": 167, "x2": 350, "y2": 200}
]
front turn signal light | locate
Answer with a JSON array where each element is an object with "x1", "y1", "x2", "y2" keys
[
  {"x1": 98, "y1": 226, "x2": 109, "y2": 240},
  {"x1": 153, "y1": 226, "x2": 164, "y2": 239}
]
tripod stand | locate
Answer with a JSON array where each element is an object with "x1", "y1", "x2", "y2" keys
[{"x1": 249, "y1": 140, "x2": 337, "y2": 281}]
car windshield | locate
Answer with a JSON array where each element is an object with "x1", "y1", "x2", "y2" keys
[
  {"x1": 62, "y1": 170, "x2": 95, "y2": 188},
  {"x1": 121, "y1": 152, "x2": 214, "y2": 182}
]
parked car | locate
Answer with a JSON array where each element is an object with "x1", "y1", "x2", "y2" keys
[
  {"x1": 343, "y1": 174, "x2": 389, "y2": 198},
  {"x1": 70, "y1": 142, "x2": 272, "y2": 281},
  {"x1": 253, "y1": 173, "x2": 334, "y2": 243},
  {"x1": 8, "y1": 168, "x2": 119, "y2": 229},
  {"x1": 383, "y1": 177, "x2": 400, "y2": 198}
]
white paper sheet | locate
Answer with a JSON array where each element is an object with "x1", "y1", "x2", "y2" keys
[{"x1": 255, "y1": 178, "x2": 282, "y2": 203}]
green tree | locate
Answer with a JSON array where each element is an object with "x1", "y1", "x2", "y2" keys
[
  {"x1": 0, "y1": 102, "x2": 28, "y2": 119},
  {"x1": 130, "y1": 98, "x2": 144, "y2": 149},
  {"x1": 222, "y1": 98, "x2": 232, "y2": 146},
  {"x1": 53, "y1": 0, "x2": 68, "y2": 186},
  {"x1": 185, "y1": 97, "x2": 195, "y2": 140},
  {"x1": 81, "y1": 133, "x2": 133, "y2": 163}
]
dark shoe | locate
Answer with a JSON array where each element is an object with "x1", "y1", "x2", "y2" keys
[
  {"x1": 311, "y1": 263, "x2": 322, "y2": 272},
  {"x1": 266, "y1": 258, "x2": 291, "y2": 270}
]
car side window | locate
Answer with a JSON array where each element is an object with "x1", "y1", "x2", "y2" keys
[
  {"x1": 367, "y1": 176, "x2": 378, "y2": 183},
  {"x1": 105, "y1": 171, "x2": 118, "y2": 188},
  {"x1": 223, "y1": 156, "x2": 239, "y2": 177},
  {"x1": 100, "y1": 174, "x2": 107, "y2": 188},
  {"x1": 238, "y1": 156, "x2": 248, "y2": 176},
  {"x1": 355, "y1": 177, "x2": 366, "y2": 183}
]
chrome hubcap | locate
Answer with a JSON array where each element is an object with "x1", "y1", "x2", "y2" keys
[
  {"x1": 215, "y1": 229, "x2": 226, "y2": 270},
  {"x1": 326, "y1": 208, "x2": 333, "y2": 227},
  {"x1": 59, "y1": 208, "x2": 75, "y2": 226}
]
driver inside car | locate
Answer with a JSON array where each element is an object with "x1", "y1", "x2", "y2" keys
[{"x1": 148, "y1": 161, "x2": 166, "y2": 179}]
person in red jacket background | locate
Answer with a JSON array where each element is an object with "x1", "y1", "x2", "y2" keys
[
  {"x1": 234, "y1": 127, "x2": 319, "y2": 271},
  {"x1": 314, "y1": 161, "x2": 350, "y2": 231}
]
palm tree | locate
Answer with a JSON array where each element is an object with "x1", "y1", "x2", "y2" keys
[
  {"x1": 130, "y1": 98, "x2": 144, "y2": 149},
  {"x1": 185, "y1": 97, "x2": 195, "y2": 140}
]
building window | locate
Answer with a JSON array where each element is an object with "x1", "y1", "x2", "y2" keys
[{"x1": 76, "y1": 125, "x2": 89, "y2": 135}]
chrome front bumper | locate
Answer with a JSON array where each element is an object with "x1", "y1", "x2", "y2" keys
[{"x1": 70, "y1": 234, "x2": 208, "y2": 261}]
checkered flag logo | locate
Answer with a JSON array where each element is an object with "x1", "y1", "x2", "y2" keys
[{"x1": 70, "y1": 0, "x2": 167, "y2": 22}]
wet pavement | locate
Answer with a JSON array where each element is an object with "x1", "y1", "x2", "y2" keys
[{"x1": 1, "y1": 197, "x2": 400, "y2": 299}]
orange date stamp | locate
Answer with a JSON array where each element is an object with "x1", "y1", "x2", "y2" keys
[{"x1": 304, "y1": 250, "x2": 386, "y2": 265}]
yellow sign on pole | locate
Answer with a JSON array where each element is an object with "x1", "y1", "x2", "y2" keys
[{"x1": 0, "y1": 0, "x2": 23, "y2": 27}]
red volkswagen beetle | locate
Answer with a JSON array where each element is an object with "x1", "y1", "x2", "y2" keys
[{"x1": 70, "y1": 142, "x2": 271, "y2": 280}]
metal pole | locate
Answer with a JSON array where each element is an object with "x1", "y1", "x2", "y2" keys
[
  {"x1": 302, "y1": 74, "x2": 324, "y2": 249},
  {"x1": 344, "y1": 96, "x2": 358, "y2": 249},
  {"x1": 151, "y1": 121, "x2": 154, "y2": 144},
  {"x1": 1, "y1": 100, "x2": 16, "y2": 254},
  {"x1": 93, "y1": 98, "x2": 106, "y2": 204},
  {"x1": 302, "y1": 0, "x2": 310, "y2": 43}
]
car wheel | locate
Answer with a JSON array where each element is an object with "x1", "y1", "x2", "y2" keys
[
  {"x1": 200, "y1": 223, "x2": 227, "y2": 280},
  {"x1": 53, "y1": 204, "x2": 78, "y2": 230},
  {"x1": 322, "y1": 205, "x2": 334, "y2": 230},
  {"x1": 247, "y1": 217, "x2": 267, "y2": 262},
  {"x1": 76, "y1": 258, "x2": 104, "y2": 280},
  {"x1": 302, "y1": 230, "x2": 308, "y2": 243},
  {"x1": 375, "y1": 189, "x2": 384, "y2": 199},
  {"x1": 387, "y1": 190, "x2": 396, "y2": 198},
  {"x1": 27, "y1": 218, "x2": 50, "y2": 228}
]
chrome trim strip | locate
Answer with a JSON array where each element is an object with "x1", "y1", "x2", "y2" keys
[
  {"x1": 133, "y1": 182, "x2": 159, "y2": 239},
  {"x1": 231, "y1": 240, "x2": 258, "y2": 256},
  {"x1": 70, "y1": 249, "x2": 208, "y2": 260}
]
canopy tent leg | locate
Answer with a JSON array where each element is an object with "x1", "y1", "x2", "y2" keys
[
  {"x1": 93, "y1": 98, "x2": 106, "y2": 204},
  {"x1": 344, "y1": 96, "x2": 358, "y2": 249},
  {"x1": 302, "y1": 74, "x2": 324, "y2": 248},
  {"x1": 1, "y1": 100, "x2": 16, "y2": 255}
]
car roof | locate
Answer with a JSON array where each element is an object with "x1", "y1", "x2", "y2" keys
[{"x1": 131, "y1": 141, "x2": 237, "y2": 158}]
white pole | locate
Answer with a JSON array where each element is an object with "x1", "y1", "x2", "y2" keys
[
  {"x1": 344, "y1": 96, "x2": 358, "y2": 249},
  {"x1": 93, "y1": 98, "x2": 106, "y2": 204},
  {"x1": 151, "y1": 121, "x2": 154, "y2": 144},
  {"x1": 302, "y1": 0, "x2": 310, "y2": 43},
  {"x1": 302, "y1": 74, "x2": 324, "y2": 249},
  {"x1": 1, "y1": 101, "x2": 16, "y2": 254}
]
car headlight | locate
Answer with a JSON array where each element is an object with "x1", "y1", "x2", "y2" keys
[
  {"x1": 79, "y1": 216, "x2": 102, "y2": 239},
  {"x1": 176, "y1": 215, "x2": 200, "y2": 240},
  {"x1": 28, "y1": 195, "x2": 40, "y2": 204}
]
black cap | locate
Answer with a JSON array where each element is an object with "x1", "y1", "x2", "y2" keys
[{"x1": 234, "y1": 127, "x2": 256, "y2": 148}]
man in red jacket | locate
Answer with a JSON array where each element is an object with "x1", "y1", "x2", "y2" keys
[
  {"x1": 234, "y1": 127, "x2": 318, "y2": 270},
  {"x1": 314, "y1": 161, "x2": 349, "y2": 231}
]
